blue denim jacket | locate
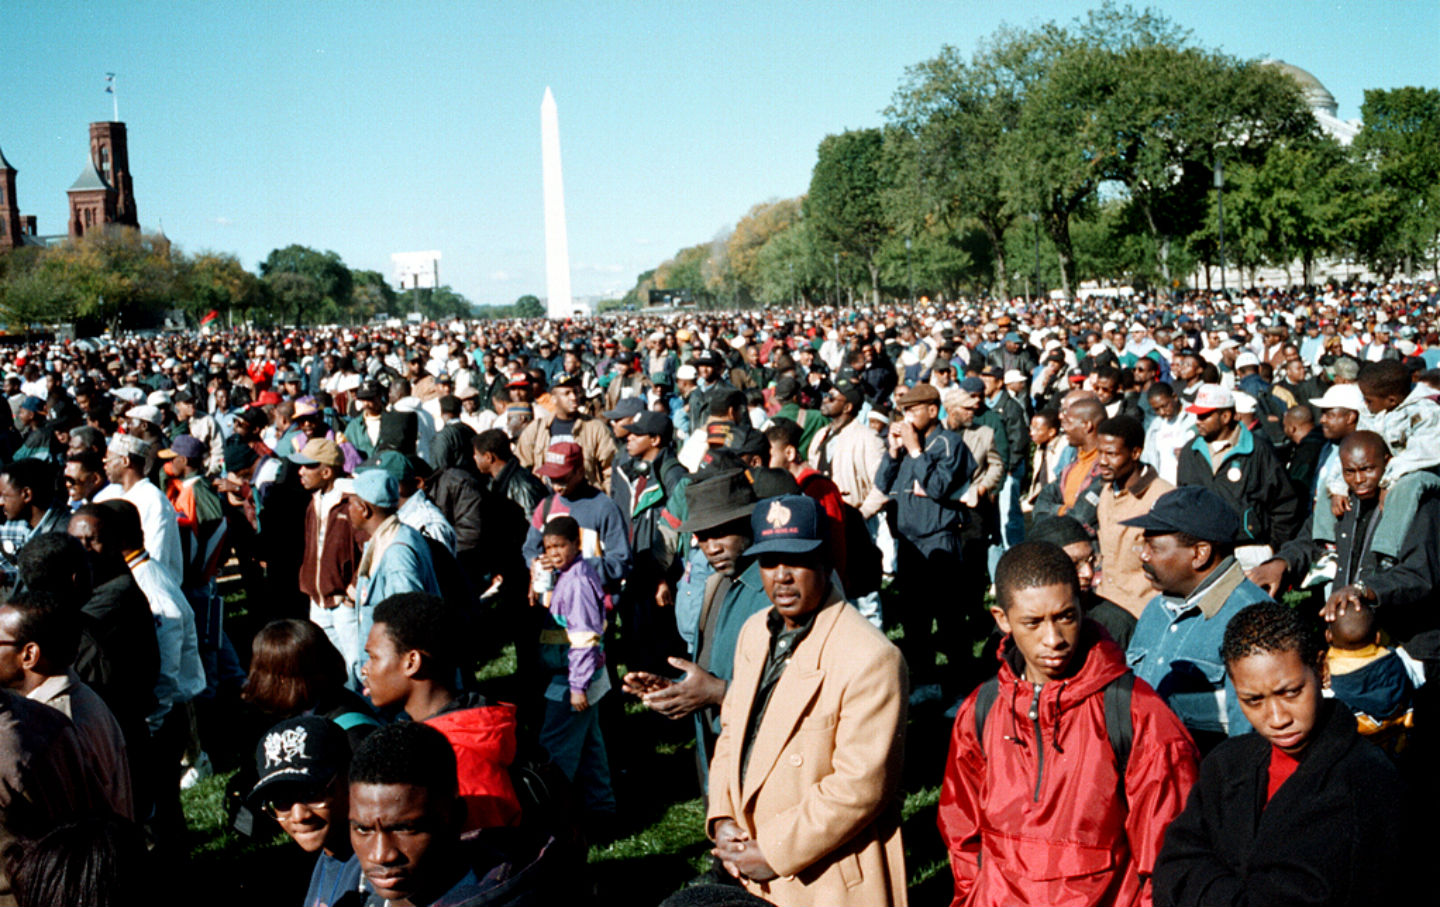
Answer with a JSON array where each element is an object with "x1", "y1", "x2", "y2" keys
[{"x1": 1127, "y1": 558, "x2": 1271, "y2": 738}]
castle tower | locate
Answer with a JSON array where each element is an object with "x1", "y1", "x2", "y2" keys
[
  {"x1": 0, "y1": 142, "x2": 20, "y2": 251},
  {"x1": 68, "y1": 160, "x2": 113, "y2": 238},
  {"x1": 89, "y1": 122, "x2": 136, "y2": 226}
]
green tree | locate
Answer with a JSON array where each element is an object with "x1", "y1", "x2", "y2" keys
[
  {"x1": 0, "y1": 249, "x2": 73, "y2": 329},
  {"x1": 754, "y1": 217, "x2": 829, "y2": 306},
  {"x1": 885, "y1": 29, "x2": 1046, "y2": 296},
  {"x1": 654, "y1": 244, "x2": 713, "y2": 300},
  {"x1": 512, "y1": 294, "x2": 544, "y2": 319},
  {"x1": 259, "y1": 245, "x2": 351, "y2": 325},
  {"x1": 1096, "y1": 48, "x2": 1314, "y2": 283},
  {"x1": 807, "y1": 128, "x2": 890, "y2": 304},
  {"x1": 41, "y1": 229, "x2": 178, "y2": 333},
  {"x1": 725, "y1": 198, "x2": 803, "y2": 301},
  {"x1": 351, "y1": 269, "x2": 398, "y2": 320},
  {"x1": 265, "y1": 272, "x2": 322, "y2": 327},
  {"x1": 182, "y1": 252, "x2": 262, "y2": 326},
  {"x1": 1348, "y1": 87, "x2": 1440, "y2": 278}
]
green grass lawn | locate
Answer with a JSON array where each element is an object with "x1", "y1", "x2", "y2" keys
[{"x1": 180, "y1": 587, "x2": 961, "y2": 906}]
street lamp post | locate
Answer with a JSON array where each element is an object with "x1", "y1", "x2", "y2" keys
[
  {"x1": 1215, "y1": 157, "x2": 1227, "y2": 297},
  {"x1": 1030, "y1": 213, "x2": 1041, "y2": 303},
  {"x1": 905, "y1": 237, "x2": 914, "y2": 307},
  {"x1": 833, "y1": 251, "x2": 841, "y2": 308},
  {"x1": 789, "y1": 261, "x2": 795, "y2": 308}
]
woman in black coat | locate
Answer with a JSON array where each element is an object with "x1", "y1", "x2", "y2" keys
[{"x1": 1153, "y1": 601, "x2": 1415, "y2": 907}]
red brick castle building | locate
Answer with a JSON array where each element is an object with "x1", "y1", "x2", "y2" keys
[{"x1": 0, "y1": 120, "x2": 140, "y2": 251}]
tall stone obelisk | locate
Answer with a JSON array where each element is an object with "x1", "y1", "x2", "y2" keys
[{"x1": 540, "y1": 87, "x2": 573, "y2": 320}]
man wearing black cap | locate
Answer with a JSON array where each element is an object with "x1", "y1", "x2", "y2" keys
[
  {"x1": 344, "y1": 382, "x2": 388, "y2": 459},
  {"x1": 516, "y1": 373, "x2": 616, "y2": 494},
  {"x1": 1123, "y1": 485, "x2": 1273, "y2": 751},
  {"x1": 172, "y1": 389, "x2": 223, "y2": 475},
  {"x1": 705, "y1": 495, "x2": 907, "y2": 907},
  {"x1": 1029, "y1": 515, "x2": 1135, "y2": 648},
  {"x1": 808, "y1": 377, "x2": 888, "y2": 522},
  {"x1": 617, "y1": 411, "x2": 690, "y2": 675},
  {"x1": 876, "y1": 382, "x2": 976, "y2": 689},
  {"x1": 250, "y1": 716, "x2": 361, "y2": 907},
  {"x1": 687, "y1": 349, "x2": 734, "y2": 429}
]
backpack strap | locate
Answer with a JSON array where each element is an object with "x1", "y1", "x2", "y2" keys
[
  {"x1": 973, "y1": 676, "x2": 1000, "y2": 759},
  {"x1": 1105, "y1": 672, "x2": 1135, "y2": 804},
  {"x1": 974, "y1": 671, "x2": 1132, "y2": 792}
]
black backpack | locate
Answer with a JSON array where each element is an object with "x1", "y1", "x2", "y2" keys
[{"x1": 973, "y1": 671, "x2": 1134, "y2": 803}]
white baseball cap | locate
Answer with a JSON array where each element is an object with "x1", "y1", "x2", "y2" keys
[
  {"x1": 1311, "y1": 384, "x2": 1366, "y2": 412},
  {"x1": 1185, "y1": 384, "x2": 1235, "y2": 414}
]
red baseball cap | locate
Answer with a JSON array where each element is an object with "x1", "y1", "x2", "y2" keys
[{"x1": 537, "y1": 442, "x2": 583, "y2": 478}]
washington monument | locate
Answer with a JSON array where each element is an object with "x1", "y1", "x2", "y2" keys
[{"x1": 540, "y1": 87, "x2": 573, "y2": 319}]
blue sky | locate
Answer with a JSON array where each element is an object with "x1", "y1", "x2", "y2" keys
[{"x1": 2, "y1": 1, "x2": 1435, "y2": 305}]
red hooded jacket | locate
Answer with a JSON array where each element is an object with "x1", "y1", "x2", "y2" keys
[
  {"x1": 425, "y1": 695, "x2": 523, "y2": 832},
  {"x1": 938, "y1": 624, "x2": 1199, "y2": 907}
]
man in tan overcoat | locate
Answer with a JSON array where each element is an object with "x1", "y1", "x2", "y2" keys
[{"x1": 706, "y1": 494, "x2": 909, "y2": 907}]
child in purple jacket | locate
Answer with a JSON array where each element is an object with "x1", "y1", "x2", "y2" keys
[{"x1": 538, "y1": 516, "x2": 616, "y2": 819}]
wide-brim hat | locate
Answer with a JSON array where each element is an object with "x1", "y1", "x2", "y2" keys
[{"x1": 679, "y1": 468, "x2": 757, "y2": 533}]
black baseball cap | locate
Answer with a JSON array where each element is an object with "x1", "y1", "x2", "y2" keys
[
  {"x1": 1119, "y1": 486, "x2": 1240, "y2": 543},
  {"x1": 602, "y1": 397, "x2": 645, "y2": 421},
  {"x1": 249, "y1": 716, "x2": 350, "y2": 808},
  {"x1": 628, "y1": 411, "x2": 671, "y2": 438},
  {"x1": 830, "y1": 377, "x2": 863, "y2": 406}
]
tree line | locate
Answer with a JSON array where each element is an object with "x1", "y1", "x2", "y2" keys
[
  {"x1": 623, "y1": 2, "x2": 1440, "y2": 309},
  {"x1": 0, "y1": 235, "x2": 553, "y2": 334}
]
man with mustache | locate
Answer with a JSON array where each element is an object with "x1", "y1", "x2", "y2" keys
[{"x1": 1122, "y1": 486, "x2": 1275, "y2": 754}]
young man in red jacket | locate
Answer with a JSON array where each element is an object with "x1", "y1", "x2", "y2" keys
[
  {"x1": 938, "y1": 541, "x2": 1199, "y2": 907},
  {"x1": 360, "y1": 592, "x2": 522, "y2": 833}
]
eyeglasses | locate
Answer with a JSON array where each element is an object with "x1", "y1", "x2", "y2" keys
[{"x1": 263, "y1": 792, "x2": 329, "y2": 813}]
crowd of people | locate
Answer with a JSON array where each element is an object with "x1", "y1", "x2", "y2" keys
[{"x1": 0, "y1": 277, "x2": 1437, "y2": 906}]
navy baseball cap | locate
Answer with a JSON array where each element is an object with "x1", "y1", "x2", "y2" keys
[
  {"x1": 158, "y1": 435, "x2": 206, "y2": 461},
  {"x1": 960, "y1": 376, "x2": 986, "y2": 395},
  {"x1": 1119, "y1": 485, "x2": 1240, "y2": 543},
  {"x1": 747, "y1": 494, "x2": 826, "y2": 556}
]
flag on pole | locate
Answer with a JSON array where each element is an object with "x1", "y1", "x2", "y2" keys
[{"x1": 199, "y1": 309, "x2": 219, "y2": 326}]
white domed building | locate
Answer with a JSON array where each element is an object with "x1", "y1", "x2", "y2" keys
[{"x1": 1260, "y1": 59, "x2": 1361, "y2": 144}]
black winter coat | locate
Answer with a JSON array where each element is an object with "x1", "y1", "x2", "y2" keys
[
  {"x1": 1175, "y1": 425, "x2": 1302, "y2": 547},
  {"x1": 1153, "y1": 701, "x2": 1414, "y2": 907}
]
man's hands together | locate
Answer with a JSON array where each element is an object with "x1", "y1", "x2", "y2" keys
[{"x1": 712, "y1": 819, "x2": 778, "y2": 883}]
